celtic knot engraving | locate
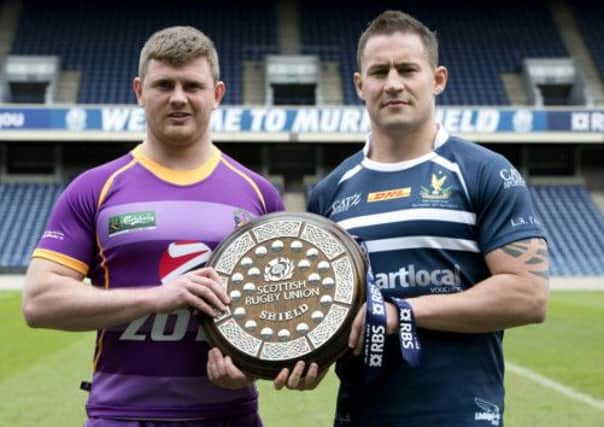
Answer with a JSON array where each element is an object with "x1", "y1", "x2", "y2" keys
[
  {"x1": 218, "y1": 319, "x2": 262, "y2": 357},
  {"x1": 252, "y1": 220, "x2": 302, "y2": 243},
  {"x1": 300, "y1": 224, "x2": 344, "y2": 260},
  {"x1": 260, "y1": 337, "x2": 312, "y2": 361},
  {"x1": 215, "y1": 232, "x2": 256, "y2": 274},
  {"x1": 308, "y1": 304, "x2": 348, "y2": 349},
  {"x1": 332, "y1": 256, "x2": 354, "y2": 304}
]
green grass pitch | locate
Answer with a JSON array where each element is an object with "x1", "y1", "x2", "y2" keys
[{"x1": 1, "y1": 290, "x2": 603, "y2": 426}]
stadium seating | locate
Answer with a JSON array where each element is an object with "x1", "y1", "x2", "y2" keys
[
  {"x1": 573, "y1": 1, "x2": 604, "y2": 79},
  {"x1": 530, "y1": 185, "x2": 604, "y2": 276},
  {"x1": 9, "y1": 0, "x2": 572, "y2": 106},
  {"x1": 0, "y1": 182, "x2": 602, "y2": 276},
  {"x1": 10, "y1": 0, "x2": 278, "y2": 105},
  {"x1": 300, "y1": 1, "x2": 568, "y2": 105},
  {"x1": 0, "y1": 183, "x2": 63, "y2": 271}
]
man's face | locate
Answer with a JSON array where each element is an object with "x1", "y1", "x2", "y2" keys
[
  {"x1": 134, "y1": 57, "x2": 224, "y2": 147},
  {"x1": 354, "y1": 32, "x2": 447, "y2": 135}
]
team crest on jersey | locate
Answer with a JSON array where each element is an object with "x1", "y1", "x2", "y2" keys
[
  {"x1": 367, "y1": 187, "x2": 411, "y2": 203},
  {"x1": 420, "y1": 172, "x2": 452, "y2": 200},
  {"x1": 158, "y1": 241, "x2": 211, "y2": 284},
  {"x1": 108, "y1": 210, "x2": 156, "y2": 236},
  {"x1": 233, "y1": 208, "x2": 252, "y2": 228}
]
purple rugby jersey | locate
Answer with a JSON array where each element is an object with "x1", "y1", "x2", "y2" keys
[{"x1": 33, "y1": 145, "x2": 284, "y2": 420}]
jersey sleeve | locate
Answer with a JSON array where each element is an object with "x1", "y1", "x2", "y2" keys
[
  {"x1": 32, "y1": 174, "x2": 99, "y2": 275},
  {"x1": 257, "y1": 178, "x2": 285, "y2": 213},
  {"x1": 475, "y1": 155, "x2": 545, "y2": 254},
  {"x1": 306, "y1": 185, "x2": 323, "y2": 216}
]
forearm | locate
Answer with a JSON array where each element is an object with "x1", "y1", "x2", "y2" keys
[
  {"x1": 407, "y1": 273, "x2": 548, "y2": 333},
  {"x1": 23, "y1": 273, "x2": 158, "y2": 331}
]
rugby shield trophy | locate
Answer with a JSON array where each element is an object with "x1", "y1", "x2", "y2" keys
[{"x1": 202, "y1": 212, "x2": 366, "y2": 379}]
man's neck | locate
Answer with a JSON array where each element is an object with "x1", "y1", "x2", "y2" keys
[
  {"x1": 368, "y1": 123, "x2": 438, "y2": 163},
  {"x1": 140, "y1": 135, "x2": 213, "y2": 170}
]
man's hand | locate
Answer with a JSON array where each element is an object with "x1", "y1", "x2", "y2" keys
[
  {"x1": 273, "y1": 361, "x2": 328, "y2": 391},
  {"x1": 153, "y1": 267, "x2": 229, "y2": 317},
  {"x1": 207, "y1": 347, "x2": 256, "y2": 390},
  {"x1": 348, "y1": 302, "x2": 400, "y2": 356}
]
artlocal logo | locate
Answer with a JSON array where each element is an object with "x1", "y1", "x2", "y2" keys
[
  {"x1": 109, "y1": 210, "x2": 156, "y2": 236},
  {"x1": 159, "y1": 241, "x2": 211, "y2": 284},
  {"x1": 367, "y1": 187, "x2": 411, "y2": 203},
  {"x1": 373, "y1": 264, "x2": 462, "y2": 290},
  {"x1": 474, "y1": 397, "x2": 501, "y2": 426},
  {"x1": 420, "y1": 172, "x2": 452, "y2": 200},
  {"x1": 499, "y1": 167, "x2": 526, "y2": 189},
  {"x1": 264, "y1": 257, "x2": 295, "y2": 282}
]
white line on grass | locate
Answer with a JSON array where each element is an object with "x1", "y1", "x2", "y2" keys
[{"x1": 507, "y1": 362, "x2": 604, "y2": 411}]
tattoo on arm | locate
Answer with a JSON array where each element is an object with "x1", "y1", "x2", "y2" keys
[{"x1": 501, "y1": 239, "x2": 549, "y2": 280}]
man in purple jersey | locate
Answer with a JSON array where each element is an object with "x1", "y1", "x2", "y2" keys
[{"x1": 22, "y1": 26, "x2": 287, "y2": 426}]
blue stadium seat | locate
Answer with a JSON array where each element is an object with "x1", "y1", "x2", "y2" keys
[
  {"x1": 573, "y1": 1, "x2": 604, "y2": 79},
  {"x1": 0, "y1": 183, "x2": 64, "y2": 270},
  {"x1": 529, "y1": 185, "x2": 604, "y2": 276},
  {"x1": 10, "y1": 0, "x2": 278, "y2": 105},
  {"x1": 300, "y1": 1, "x2": 568, "y2": 105}
]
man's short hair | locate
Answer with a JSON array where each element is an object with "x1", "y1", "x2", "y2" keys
[
  {"x1": 139, "y1": 26, "x2": 220, "y2": 81},
  {"x1": 357, "y1": 10, "x2": 439, "y2": 70}
]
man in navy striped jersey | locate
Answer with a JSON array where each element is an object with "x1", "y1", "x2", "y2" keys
[{"x1": 284, "y1": 10, "x2": 550, "y2": 427}]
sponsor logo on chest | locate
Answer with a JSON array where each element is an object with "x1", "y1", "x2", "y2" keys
[
  {"x1": 367, "y1": 187, "x2": 411, "y2": 203},
  {"x1": 330, "y1": 193, "x2": 362, "y2": 215},
  {"x1": 108, "y1": 210, "x2": 156, "y2": 236},
  {"x1": 374, "y1": 264, "x2": 463, "y2": 293}
]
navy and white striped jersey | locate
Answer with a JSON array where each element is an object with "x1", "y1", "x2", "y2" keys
[{"x1": 307, "y1": 127, "x2": 545, "y2": 426}]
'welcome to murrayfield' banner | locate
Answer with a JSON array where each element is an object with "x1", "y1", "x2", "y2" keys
[{"x1": 0, "y1": 106, "x2": 602, "y2": 142}]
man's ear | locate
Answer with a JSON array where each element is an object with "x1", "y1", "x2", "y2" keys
[
  {"x1": 354, "y1": 72, "x2": 364, "y2": 101},
  {"x1": 433, "y1": 66, "x2": 448, "y2": 96},
  {"x1": 213, "y1": 81, "x2": 226, "y2": 109},
  {"x1": 133, "y1": 77, "x2": 144, "y2": 106}
]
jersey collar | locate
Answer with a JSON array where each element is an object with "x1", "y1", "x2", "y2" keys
[
  {"x1": 361, "y1": 124, "x2": 449, "y2": 172},
  {"x1": 131, "y1": 144, "x2": 222, "y2": 185}
]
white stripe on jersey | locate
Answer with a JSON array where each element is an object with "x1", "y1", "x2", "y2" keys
[
  {"x1": 337, "y1": 208, "x2": 476, "y2": 230},
  {"x1": 338, "y1": 164, "x2": 363, "y2": 185},
  {"x1": 366, "y1": 236, "x2": 480, "y2": 253},
  {"x1": 431, "y1": 155, "x2": 471, "y2": 201}
]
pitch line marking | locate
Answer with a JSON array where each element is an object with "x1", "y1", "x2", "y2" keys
[{"x1": 507, "y1": 361, "x2": 604, "y2": 411}]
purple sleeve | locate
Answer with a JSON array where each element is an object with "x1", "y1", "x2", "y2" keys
[
  {"x1": 33, "y1": 172, "x2": 100, "y2": 274},
  {"x1": 257, "y1": 178, "x2": 285, "y2": 213}
]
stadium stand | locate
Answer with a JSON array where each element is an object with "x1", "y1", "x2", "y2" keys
[
  {"x1": 530, "y1": 185, "x2": 604, "y2": 276},
  {"x1": 0, "y1": 183, "x2": 63, "y2": 272},
  {"x1": 301, "y1": 0, "x2": 568, "y2": 105},
  {"x1": 10, "y1": 0, "x2": 278, "y2": 105},
  {"x1": 573, "y1": 1, "x2": 604, "y2": 79}
]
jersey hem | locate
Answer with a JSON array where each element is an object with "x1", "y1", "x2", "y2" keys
[{"x1": 86, "y1": 396, "x2": 258, "y2": 420}]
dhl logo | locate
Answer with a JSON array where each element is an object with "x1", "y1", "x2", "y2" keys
[{"x1": 367, "y1": 187, "x2": 411, "y2": 202}]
